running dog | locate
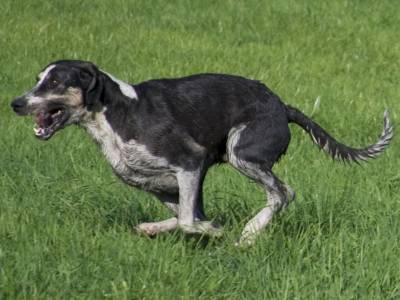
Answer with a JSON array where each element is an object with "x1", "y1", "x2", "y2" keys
[{"x1": 11, "y1": 60, "x2": 393, "y2": 245}]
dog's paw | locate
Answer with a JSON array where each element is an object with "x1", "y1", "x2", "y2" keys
[
  {"x1": 284, "y1": 184, "x2": 296, "y2": 202},
  {"x1": 179, "y1": 221, "x2": 223, "y2": 238},
  {"x1": 135, "y1": 217, "x2": 178, "y2": 236},
  {"x1": 135, "y1": 223, "x2": 159, "y2": 236},
  {"x1": 235, "y1": 234, "x2": 257, "y2": 248}
]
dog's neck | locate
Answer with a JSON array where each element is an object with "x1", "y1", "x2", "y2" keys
[
  {"x1": 83, "y1": 108, "x2": 116, "y2": 141},
  {"x1": 100, "y1": 71, "x2": 138, "y2": 100},
  {"x1": 80, "y1": 71, "x2": 141, "y2": 156},
  {"x1": 83, "y1": 107, "x2": 126, "y2": 170}
]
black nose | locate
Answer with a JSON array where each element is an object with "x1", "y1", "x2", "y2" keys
[{"x1": 11, "y1": 97, "x2": 27, "y2": 113}]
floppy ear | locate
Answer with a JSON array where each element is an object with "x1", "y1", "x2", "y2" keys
[{"x1": 78, "y1": 62, "x2": 104, "y2": 111}]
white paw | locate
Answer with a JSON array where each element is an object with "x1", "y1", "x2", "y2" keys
[
  {"x1": 179, "y1": 221, "x2": 223, "y2": 237},
  {"x1": 235, "y1": 234, "x2": 256, "y2": 247},
  {"x1": 135, "y1": 223, "x2": 159, "y2": 236}
]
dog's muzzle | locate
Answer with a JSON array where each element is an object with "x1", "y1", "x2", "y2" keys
[
  {"x1": 11, "y1": 97, "x2": 28, "y2": 115},
  {"x1": 11, "y1": 95, "x2": 70, "y2": 140}
]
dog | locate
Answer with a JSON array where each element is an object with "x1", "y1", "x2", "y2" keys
[{"x1": 11, "y1": 60, "x2": 393, "y2": 245}]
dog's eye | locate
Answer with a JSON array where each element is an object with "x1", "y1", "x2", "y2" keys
[{"x1": 50, "y1": 79, "x2": 59, "y2": 86}]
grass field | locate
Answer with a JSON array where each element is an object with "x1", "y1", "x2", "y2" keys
[{"x1": 1, "y1": 0, "x2": 400, "y2": 299}]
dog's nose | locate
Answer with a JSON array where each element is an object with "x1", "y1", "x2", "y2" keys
[{"x1": 11, "y1": 97, "x2": 27, "y2": 113}]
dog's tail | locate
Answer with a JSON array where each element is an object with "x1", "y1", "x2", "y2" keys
[{"x1": 286, "y1": 105, "x2": 393, "y2": 163}]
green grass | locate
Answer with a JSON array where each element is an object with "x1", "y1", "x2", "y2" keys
[{"x1": 1, "y1": 0, "x2": 400, "y2": 299}]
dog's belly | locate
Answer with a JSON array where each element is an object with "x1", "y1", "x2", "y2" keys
[
  {"x1": 104, "y1": 140, "x2": 179, "y2": 194},
  {"x1": 117, "y1": 168, "x2": 178, "y2": 194}
]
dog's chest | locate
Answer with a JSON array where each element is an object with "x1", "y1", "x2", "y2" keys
[
  {"x1": 85, "y1": 117, "x2": 178, "y2": 193},
  {"x1": 115, "y1": 141, "x2": 177, "y2": 192}
]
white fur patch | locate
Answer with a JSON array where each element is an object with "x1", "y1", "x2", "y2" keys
[
  {"x1": 84, "y1": 108, "x2": 175, "y2": 192},
  {"x1": 176, "y1": 168, "x2": 202, "y2": 225},
  {"x1": 238, "y1": 190, "x2": 282, "y2": 246},
  {"x1": 25, "y1": 65, "x2": 56, "y2": 106},
  {"x1": 26, "y1": 94, "x2": 44, "y2": 105},
  {"x1": 37, "y1": 65, "x2": 55, "y2": 87},
  {"x1": 102, "y1": 71, "x2": 138, "y2": 100},
  {"x1": 84, "y1": 109, "x2": 125, "y2": 171},
  {"x1": 226, "y1": 124, "x2": 276, "y2": 187},
  {"x1": 226, "y1": 124, "x2": 247, "y2": 170}
]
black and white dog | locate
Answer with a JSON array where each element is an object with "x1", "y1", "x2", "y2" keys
[{"x1": 11, "y1": 60, "x2": 393, "y2": 245}]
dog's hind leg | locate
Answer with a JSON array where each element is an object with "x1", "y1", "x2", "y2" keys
[
  {"x1": 237, "y1": 172, "x2": 294, "y2": 246},
  {"x1": 227, "y1": 121, "x2": 295, "y2": 246}
]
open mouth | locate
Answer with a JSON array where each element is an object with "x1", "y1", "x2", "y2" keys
[{"x1": 34, "y1": 108, "x2": 68, "y2": 140}]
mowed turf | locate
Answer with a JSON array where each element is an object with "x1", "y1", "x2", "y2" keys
[{"x1": 1, "y1": 0, "x2": 399, "y2": 299}]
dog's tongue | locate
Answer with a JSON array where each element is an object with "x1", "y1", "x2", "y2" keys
[
  {"x1": 36, "y1": 112, "x2": 45, "y2": 127},
  {"x1": 36, "y1": 112, "x2": 53, "y2": 127}
]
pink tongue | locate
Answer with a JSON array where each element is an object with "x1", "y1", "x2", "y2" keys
[{"x1": 36, "y1": 112, "x2": 52, "y2": 127}]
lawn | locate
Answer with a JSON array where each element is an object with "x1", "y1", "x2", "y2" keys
[{"x1": 1, "y1": 0, "x2": 399, "y2": 299}]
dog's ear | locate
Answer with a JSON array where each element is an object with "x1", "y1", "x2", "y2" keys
[{"x1": 78, "y1": 62, "x2": 104, "y2": 111}]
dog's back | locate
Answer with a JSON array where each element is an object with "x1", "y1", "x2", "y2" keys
[{"x1": 129, "y1": 74, "x2": 288, "y2": 158}]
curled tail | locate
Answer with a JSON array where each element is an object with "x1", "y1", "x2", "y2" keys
[{"x1": 286, "y1": 105, "x2": 393, "y2": 163}]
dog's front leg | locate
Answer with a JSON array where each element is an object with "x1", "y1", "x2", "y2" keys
[
  {"x1": 135, "y1": 192, "x2": 210, "y2": 237},
  {"x1": 176, "y1": 168, "x2": 222, "y2": 237},
  {"x1": 176, "y1": 168, "x2": 201, "y2": 228},
  {"x1": 136, "y1": 217, "x2": 178, "y2": 236}
]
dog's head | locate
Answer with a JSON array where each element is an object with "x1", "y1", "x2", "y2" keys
[{"x1": 11, "y1": 60, "x2": 104, "y2": 140}]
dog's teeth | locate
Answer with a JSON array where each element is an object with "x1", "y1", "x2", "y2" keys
[{"x1": 34, "y1": 127, "x2": 45, "y2": 136}]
